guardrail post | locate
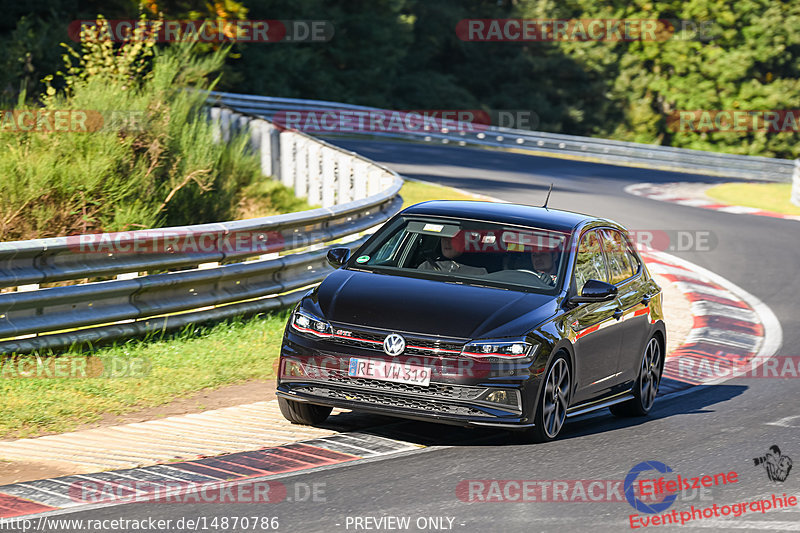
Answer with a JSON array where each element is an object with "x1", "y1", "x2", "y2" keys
[
  {"x1": 210, "y1": 107, "x2": 221, "y2": 143},
  {"x1": 295, "y1": 137, "x2": 309, "y2": 199},
  {"x1": 249, "y1": 118, "x2": 262, "y2": 157},
  {"x1": 307, "y1": 142, "x2": 322, "y2": 206},
  {"x1": 337, "y1": 153, "x2": 352, "y2": 204},
  {"x1": 280, "y1": 131, "x2": 295, "y2": 189},
  {"x1": 220, "y1": 108, "x2": 232, "y2": 142},
  {"x1": 238, "y1": 115, "x2": 249, "y2": 136},
  {"x1": 269, "y1": 124, "x2": 281, "y2": 181},
  {"x1": 230, "y1": 112, "x2": 242, "y2": 136},
  {"x1": 792, "y1": 159, "x2": 800, "y2": 207},
  {"x1": 251, "y1": 120, "x2": 282, "y2": 181},
  {"x1": 321, "y1": 149, "x2": 336, "y2": 207},
  {"x1": 353, "y1": 160, "x2": 368, "y2": 200}
]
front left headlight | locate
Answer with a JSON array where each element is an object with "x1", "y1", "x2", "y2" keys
[
  {"x1": 461, "y1": 339, "x2": 538, "y2": 358},
  {"x1": 291, "y1": 308, "x2": 333, "y2": 338}
]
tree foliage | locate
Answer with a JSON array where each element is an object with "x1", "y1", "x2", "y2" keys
[
  {"x1": 1, "y1": 0, "x2": 798, "y2": 157},
  {"x1": 520, "y1": 0, "x2": 800, "y2": 157}
]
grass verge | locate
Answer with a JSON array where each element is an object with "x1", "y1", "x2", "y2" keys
[
  {"x1": 0, "y1": 179, "x2": 478, "y2": 439},
  {"x1": 399, "y1": 178, "x2": 481, "y2": 207},
  {"x1": 705, "y1": 183, "x2": 800, "y2": 216},
  {"x1": 0, "y1": 312, "x2": 290, "y2": 438}
]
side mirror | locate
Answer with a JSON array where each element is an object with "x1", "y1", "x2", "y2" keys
[
  {"x1": 569, "y1": 279, "x2": 618, "y2": 304},
  {"x1": 326, "y1": 247, "x2": 351, "y2": 268}
]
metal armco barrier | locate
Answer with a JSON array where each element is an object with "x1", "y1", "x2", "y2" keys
[
  {"x1": 0, "y1": 106, "x2": 404, "y2": 354},
  {"x1": 209, "y1": 91, "x2": 795, "y2": 183}
]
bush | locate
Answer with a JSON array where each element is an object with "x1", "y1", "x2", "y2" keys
[{"x1": 0, "y1": 17, "x2": 297, "y2": 241}]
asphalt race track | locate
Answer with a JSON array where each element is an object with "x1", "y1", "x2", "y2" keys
[{"x1": 59, "y1": 141, "x2": 800, "y2": 532}]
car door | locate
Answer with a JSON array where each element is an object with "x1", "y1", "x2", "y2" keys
[
  {"x1": 599, "y1": 229, "x2": 651, "y2": 385},
  {"x1": 569, "y1": 229, "x2": 626, "y2": 404}
]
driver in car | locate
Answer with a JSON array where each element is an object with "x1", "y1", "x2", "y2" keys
[
  {"x1": 418, "y1": 234, "x2": 487, "y2": 275},
  {"x1": 529, "y1": 248, "x2": 559, "y2": 285}
]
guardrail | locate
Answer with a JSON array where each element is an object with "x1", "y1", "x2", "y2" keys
[
  {"x1": 0, "y1": 106, "x2": 403, "y2": 355},
  {"x1": 209, "y1": 91, "x2": 796, "y2": 183}
]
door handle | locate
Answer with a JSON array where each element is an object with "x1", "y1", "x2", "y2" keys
[{"x1": 613, "y1": 308, "x2": 623, "y2": 321}]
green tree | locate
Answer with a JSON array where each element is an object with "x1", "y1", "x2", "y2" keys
[{"x1": 522, "y1": 0, "x2": 800, "y2": 157}]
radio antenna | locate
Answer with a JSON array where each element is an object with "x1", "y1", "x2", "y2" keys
[{"x1": 542, "y1": 183, "x2": 553, "y2": 209}]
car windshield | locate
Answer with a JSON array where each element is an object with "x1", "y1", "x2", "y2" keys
[{"x1": 350, "y1": 216, "x2": 569, "y2": 293}]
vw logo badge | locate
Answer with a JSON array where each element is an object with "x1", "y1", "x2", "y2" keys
[{"x1": 383, "y1": 333, "x2": 406, "y2": 356}]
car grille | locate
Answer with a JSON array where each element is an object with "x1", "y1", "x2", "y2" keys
[
  {"x1": 329, "y1": 327, "x2": 464, "y2": 356},
  {"x1": 296, "y1": 385, "x2": 493, "y2": 417},
  {"x1": 320, "y1": 368, "x2": 486, "y2": 400}
]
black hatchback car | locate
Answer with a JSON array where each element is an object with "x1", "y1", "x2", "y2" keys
[{"x1": 276, "y1": 200, "x2": 665, "y2": 442}]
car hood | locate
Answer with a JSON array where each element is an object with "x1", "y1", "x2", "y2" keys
[{"x1": 312, "y1": 268, "x2": 559, "y2": 339}]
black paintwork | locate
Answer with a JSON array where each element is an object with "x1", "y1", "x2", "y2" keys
[{"x1": 277, "y1": 201, "x2": 666, "y2": 430}]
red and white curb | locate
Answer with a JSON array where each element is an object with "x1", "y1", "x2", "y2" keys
[
  {"x1": 626, "y1": 182, "x2": 800, "y2": 222},
  {"x1": 641, "y1": 249, "x2": 782, "y2": 393},
  {"x1": 0, "y1": 401, "x2": 347, "y2": 473},
  {"x1": 0, "y1": 433, "x2": 423, "y2": 520}
]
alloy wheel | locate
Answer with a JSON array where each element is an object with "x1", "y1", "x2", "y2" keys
[
  {"x1": 639, "y1": 338, "x2": 661, "y2": 411},
  {"x1": 542, "y1": 358, "x2": 570, "y2": 438}
]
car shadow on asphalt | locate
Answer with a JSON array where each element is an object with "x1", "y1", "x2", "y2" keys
[{"x1": 314, "y1": 384, "x2": 747, "y2": 448}]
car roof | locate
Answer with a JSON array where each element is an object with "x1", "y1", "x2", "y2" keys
[{"x1": 400, "y1": 200, "x2": 604, "y2": 233}]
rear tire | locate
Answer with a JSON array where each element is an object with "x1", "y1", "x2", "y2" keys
[
  {"x1": 278, "y1": 396, "x2": 332, "y2": 425},
  {"x1": 611, "y1": 336, "x2": 662, "y2": 417}
]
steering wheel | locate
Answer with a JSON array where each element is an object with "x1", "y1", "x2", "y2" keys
[{"x1": 517, "y1": 269, "x2": 555, "y2": 285}]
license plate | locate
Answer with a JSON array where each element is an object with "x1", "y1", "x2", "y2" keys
[{"x1": 348, "y1": 358, "x2": 431, "y2": 386}]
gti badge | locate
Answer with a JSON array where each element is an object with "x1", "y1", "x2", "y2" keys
[{"x1": 383, "y1": 333, "x2": 406, "y2": 356}]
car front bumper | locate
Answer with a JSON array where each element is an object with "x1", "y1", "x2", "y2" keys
[{"x1": 277, "y1": 331, "x2": 544, "y2": 429}]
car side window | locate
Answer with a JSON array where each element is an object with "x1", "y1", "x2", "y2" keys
[
  {"x1": 371, "y1": 230, "x2": 407, "y2": 265},
  {"x1": 625, "y1": 245, "x2": 641, "y2": 276},
  {"x1": 600, "y1": 229, "x2": 636, "y2": 285},
  {"x1": 574, "y1": 230, "x2": 607, "y2": 294}
]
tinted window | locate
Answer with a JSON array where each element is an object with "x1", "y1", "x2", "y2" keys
[
  {"x1": 625, "y1": 247, "x2": 641, "y2": 277},
  {"x1": 574, "y1": 230, "x2": 607, "y2": 294},
  {"x1": 600, "y1": 229, "x2": 636, "y2": 284},
  {"x1": 351, "y1": 216, "x2": 569, "y2": 293}
]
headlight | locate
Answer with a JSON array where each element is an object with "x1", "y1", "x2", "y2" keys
[
  {"x1": 291, "y1": 308, "x2": 333, "y2": 337},
  {"x1": 461, "y1": 340, "x2": 538, "y2": 358}
]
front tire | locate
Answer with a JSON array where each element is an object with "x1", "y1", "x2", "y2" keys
[
  {"x1": 520, "y1": 353, "x2": 571, "y2": 443},
  {"x1": 611, "y1": 336, "x2": 662, "y2": 417},
  {"x1": 278, "y1": 396, "x2": 332, "y2": 425}
]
